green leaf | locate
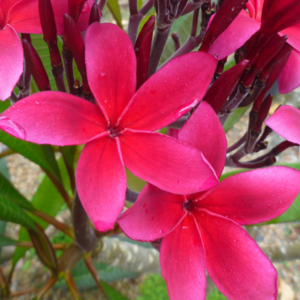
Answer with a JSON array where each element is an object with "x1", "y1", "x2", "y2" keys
[
  {"x1": 0, "y1": 172, "x2": 36, "y2": 211},
  {"x1": 107, "y1": 0, "x2": 123, "y2": 29},
  {"x1": 0, "y1": 132, "x2": 61, "y2": 181},
  {"x1": 126, "y1": 168, "x2": 146, "y2": 192},
  {"x1": 223, "y1": 106, "x2": 249, "y2": 133},
  {"x1": 0, "y1": 196, "x2": 36, "y2": 231},
  {"x1": 55, "y1": 258, "x2": 138, "y2": 290},
  {"x1": 60, "y1": 146, "x2": 76, "y2": 168},
  {"x1": 0, "y1": 235, "x2": 18, "y2": 247},
  {"x1": 12, "y1": 157, "x2": 69, "y2": 266},
  {"x1": 101, "y1": 280, "x2": 129, "y2": 300}
]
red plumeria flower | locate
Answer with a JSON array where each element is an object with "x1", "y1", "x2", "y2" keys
[
  {"x1": 119, "y1": 101, "x2": 300, "y2": 300},
  {"x1": 0, "y1": 0, "x2": 93, "y2": 101},
  {"x1": 0, "y1": 23, "x2": 218, "y2": 231},
  {"x1": 208, "y1": 0, "x2": 300, "y2": 94},
  {"x1": 265, "y1": 105, "x2": 300, "y2": 144}
]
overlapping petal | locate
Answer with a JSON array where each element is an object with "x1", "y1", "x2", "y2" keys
[
  {"x1": 119, "y1": 130, "x2": 218, "y2": 194},
  {"x1": 85, "y1": 22, "x2": 136, "y2": 125},
  {"x1": 118, "y1": 184, "x2": 186, "y2": 241},
  {"x1": 0, "y1": 25, "x2": 23, "y2": 101},
  {"x1": 0, "y1": 92, "x2": 107, "y2": 145},
  {"x1": 178, "y1": 101, "x2": 226, "y2": 178},
  {"x1": 196, "y1": 210, "x2": 277, "y2": 300},
  {"x1": 278, "y1": 49, "x2": 300, "y2": 94},
  {"x1": 280, "y1": 24, "x2": 300, "y2": 51},
  {"x1": 265, "y1": 105, "x2": 300, "y2": 144},
  {"x1": 9, "y1": 0, "x2": 93, "y2": 34},
  {"x1": 119, "y1": 52, "x2": 217, "y2": 131},
  {"x1": 76, "y1": 136, "x2": 126, "y2": 232},
  {"x1": 197, "y1": 166, "x2": 300, "y2": 225},
  {"x1": 160, "y1": 215, "x2": 206, "y2": 300},
  {"x1": 208, "y1": 10, "x2": 260, "y2": 60}
]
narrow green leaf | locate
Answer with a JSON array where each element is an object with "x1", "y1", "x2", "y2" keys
[
  {"x1": 0, "y1": 172, "x2": 36, "y2": 211},
  {"x1": 0, "y1": 235, "x2": 18, "y2": 247},
  {"x1": 0, "y1": 196, "x2": 36, "y2": 231},
  {"x1": 12, "y1": 157, "x2": 70, "y2": 266},
  {"x1": 101, "y1": 280, "x2": 129, "y2": 300},
  {"x1": 107, "y1": 0, "x2": 123, "y2": 28},
  {"x1": 223, "y1": 106, "x2": 249, "y2": 133},
  {"x1": 0, "y1": 132, "x2": 61, "y2": 181}
]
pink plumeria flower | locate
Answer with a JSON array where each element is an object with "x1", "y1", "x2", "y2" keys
[
  {"x1": 265, "y1": 105, "x2": 300, "y2": 144},
  {"x1": 208, "y1": 0, "x2": 300, "y2": 94},
  {"x1": 119, "y1": 101, "x2": 300, "y2": 300},
  {"x1": 0, "y1": 0, "x2": 93, "y2": 101},
  {"x1": 0, "y1": 23, "x2": 218, "y2": 231}
]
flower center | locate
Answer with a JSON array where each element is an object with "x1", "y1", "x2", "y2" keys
[
  {"x1": 108, "y1": 124, "x2": 121, "y2": 138},
  {"x1": 183, "y1": 200, "x2": 194, "y2": 212}
]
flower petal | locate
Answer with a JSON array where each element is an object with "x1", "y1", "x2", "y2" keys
[
  {"x1": 85, "y1": 22, "x2": 136, "y2": 125},
  {"x1": 160, "y1": 215, "x2": 206, "y2": 300},
  {"x1": 76, "y1": 136, "x2": 126, "y2": 232},
  {"x1": 0, "y1": 91, "x2": 107, "y2": 145},
  {"x1": 118, "y1": 184, "x2": 186, "y2": 241},
  {"x1": 178, "y1": 101, "x2": 226, "y2": 178},
  {"x1": 198, "y1": 166, "x2": 300, "y2": 225},
  {"x1": 9, "y1": 0, "x2": 93, "y2": 34},
  {"x1": 278, "y1": 49, "x2": 300, "y2": 94},
  {"x1": 196, "y1": 209, "x2": 278, "y2": 300},
  {"x1": 265, "y1": 105, "x2": 300, "y2": 144},
  {"x1": 119, "y1": 52, "x2": 217, "y2": 131},
  {"x1": 119, "y1": 130, "x2": 218, "y2": 194},
  {"x1": 208, "y1": 10, "x2": 260, "y2": 60},
  {"x1": 280, "y1": 24, "x2": 300, "y2": 52},
  {"x1": 0, "y1": 25, "x2": 23, "y2": 101},
  {"x1": 8, "y1": 0, "x2": 40, "y2": 33}
]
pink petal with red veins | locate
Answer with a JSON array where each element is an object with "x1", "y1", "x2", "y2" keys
[
  {"x1": 85, "y1": 22, "x2": 136, "y2": 125},
  {"x1": 280, "y1": 24, "x2": 300, "y2": 52},
  {"x1": 0, "y1": 91, "x2": 107, "y2": 145},
  {"x1": 160, "y1": 215, "x2": 206, "y2": 300},
  {"x1": 119, "y1": 52, "x2": 217, "y2": 131},
  {"x1": 10, "y1": 0, "x2": 93, "y2": 34},
  {"x1": 178, "y1": 101, "x2": 226, "y2": 178},
  {"x1": 198, "y1": 166, "x2": 300, "y2": 225},
  {"x1": 265, "y1": 105, "x2": 300, "y2": 143},
  {"x1": 76, "y1": 136, "x2": 126, "y2": 232},
  {"x1": 208, "y1": 10, "x2": 260, "y2": 60},
  {"x1": 118, "y1": 184, "x2": 186, "y2": 241},
  {"x1": 119, "y1": 129, "x2": 218, "y2": 194},
  {"x1": 278, "y1": 49, "x2": 300, "y2": 94},
  {"x1": 196, "y1": 209, "x2": 278, "y2": 300},
  {"x1": 0, "y1": 25, "x2": 23, "y2": 101}
]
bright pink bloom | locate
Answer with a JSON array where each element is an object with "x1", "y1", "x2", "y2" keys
[
  {"x1": 265, "y1": 105, "x2": 300, "y2": 144},
  {"x1": 119, "y1": 101, "x2": 300, "y2": 300},
  {"x1": 0, "y1": 0, "x2": 93, "y2": 101},
  {"x1": 208, "y1": 0, "x2": 300, "y2": 93},
  {"x1": 0, "y1": 23, "x2": 218, "y2": 231}
]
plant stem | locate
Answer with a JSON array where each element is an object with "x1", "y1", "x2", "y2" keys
[
  {"x1": 36, "y1": 277, "x2": 58, "y2": 300},
  {"x1": 31, "y1": 210, "x2": 74, "y2": 238},
  {"x1": 84, "y1": 253, "x2": 108, "y2": 299}
]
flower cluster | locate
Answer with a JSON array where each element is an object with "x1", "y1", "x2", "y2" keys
[{"x1": 1, "y1": 0, "x2": 300, "y2": 299}]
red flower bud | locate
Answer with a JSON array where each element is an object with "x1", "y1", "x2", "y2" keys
[{"x1": 22, "y1": 34, "x2": 51, "y2": 91}]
